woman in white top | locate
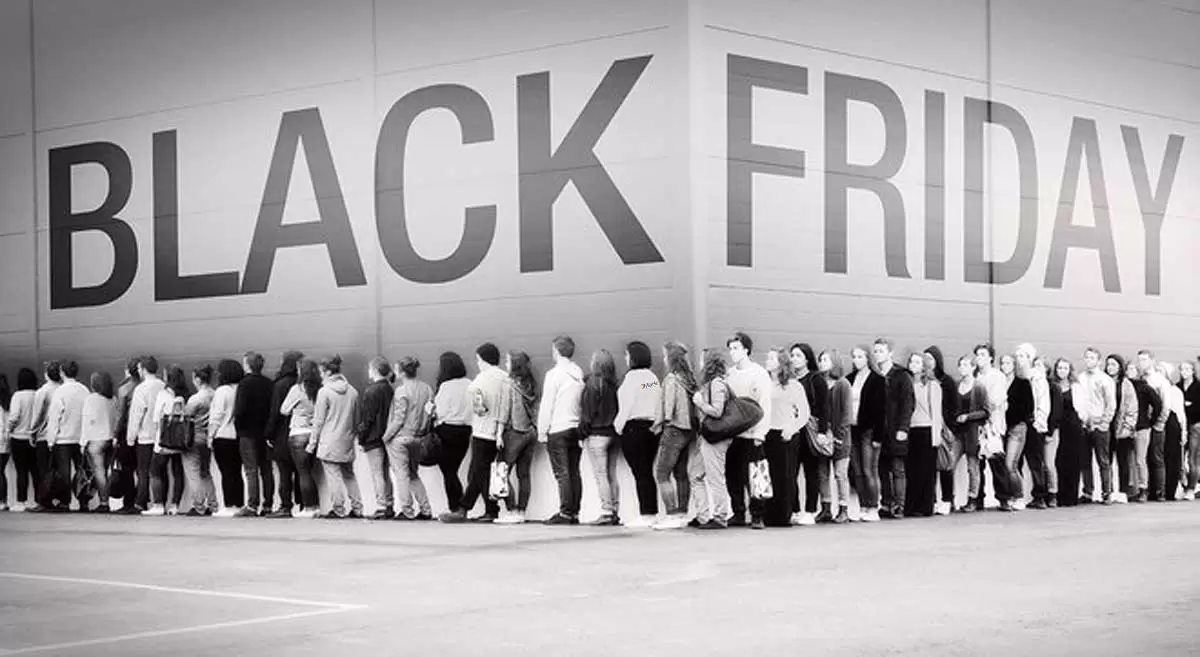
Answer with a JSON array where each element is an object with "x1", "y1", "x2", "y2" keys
[
  {"x1": 1159, "y1": 362, "x2": 1187, "y2": 500},
  {"x1": 280, "y1": 358, "x2": 321, "y2": 518},
  {"x1": 763, "y1": 347, "x2": 806, "y2": 528},
  {"x1": 209, "y1": 359, "x2": 245, "y2": 516},
  {"x1": 432, "y1": 352, "x2": 473, "y2": 511},
  {"x1": 181, "y1": 364, "x2": 218, "y2": 516},
  {"x1": 147, "y1": 365, "x2": 189, "y2": 516},
  {"x1": 615, "y1": 341, "x2": 661, "y2": 527},
  {"x1": 80, "y1": 371, "x2": 119, "y2": 512}
]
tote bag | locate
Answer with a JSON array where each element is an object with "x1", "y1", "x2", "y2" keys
[
  {"x1": 700, "y1": 381, "x2": 764, "y2": 444},
  {"x1": 158, "y1": 397, "x2": 194, "y2": 452},
  {"x1": 749, "y1": 457, "x2": 773, "y2": 500},
  {"x1": 488, "y1": 455, "x2": 510, "y2": 499}
]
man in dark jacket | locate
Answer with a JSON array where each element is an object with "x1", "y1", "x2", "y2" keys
[
  {"x1": 1130, "y1": 366, "x2": 1163, "y2": 503},
  {"x1": 265, "y1": 351, "x2": 303, "y2": 518},
  {"x1": 874, "y1": 338, "x2": 913, "y2": 519},
  {"x1": 234, "y1": 351, "x2": 275, "y2": 517},
  {"x1": 357, "y1": 358, "x2": 396, "y2": 520}
]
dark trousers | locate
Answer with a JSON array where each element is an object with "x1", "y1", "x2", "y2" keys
[
  {"x1": 212, "y1": 439, "x2": 244, "y2": 508},
  {"x1": 1165, "y1": 416, "x2": 1183, "y2": 500},
  {"x1": 620, "y1": 420, "x2": 659, "y2": 516},
  {"x1": 239, "y1": 436, "x2": 274, "y2": 510},
  {"x1": 795, "y1": 431, "x2": 823, "y2": 514},
  {"x1": 435, "y1": 424, "x2": 472, "y2": 511},
  {"x1": 277, "y1": 435, "x2": 318, "y2": 510},
  {"x1": 763, "y1": 430, "x2": 796, "y2": 526},
  {"x1": 547, "y1": 428, "x2": 583, "y2": 517},
  {"x1": 1057, "y1": 427, "x2": 1083, "y2": 506},
  {"x1": 273, "y1": 438, "x2": 303, "y2": 509},
  {"x1": 851, "y1": 427, "x2": 881, "y2": 509},
  {"x1": 1113, "y1": 435, "x2": 1134, "y2": 495},
  {"x1": 975, "y1": 460, "x2": 988, "y2": 507},
  {"x1": 34, "y1": 442, "x2": 52, "y2": 506},
  {"x1": 904, "y1": 427, "x2": 936, "y2": 517},
  {"x1": 150, "y1": 452, "x2": 184, "y2": 507},
  {"x1": 134, "y1": 444, "x2": 154, "y2": 509},
  {"x1": 458, "y1": 436, "x2": 500, "y2": 516},
  {"x1": 502, "y1": 429, "x2": 537, "y2": 512},
  {"x1": 726, "y1": 438, "x2": 765, "y2": 522},
  {"x1": 11, "y1": 440, "x2": 37, "y2": 503},
  {"x1": 0, "y1": 453, "x2": 7, "y2": 503},
  {"x1": 1149, "y1": 429, "x2": 1167, "y2": 500},
  {"x1": 1024, "y1": 429, "x2": 1048, "y2": 502},
  {"x1": 114, "y1": 442, "x2": 137, "y2": 509},
  {"x1": 47, "y1": 444, "x2": 82, "y2": 509},
  {"x1": 1080, "y1": 428, "x2": 1113, "y2": 498}
]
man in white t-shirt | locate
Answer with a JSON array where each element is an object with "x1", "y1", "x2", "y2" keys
[{"x1": 723, "y1": 332, "x2": 772, "y2": 530}]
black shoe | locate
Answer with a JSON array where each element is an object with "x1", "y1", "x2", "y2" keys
[
  {"x1": 257, "y1": 507, "x2": 275, "y2": 517},
  {"x1": 815, "y1": 505, "x2": 834, "y2": 524},
  {"x1": 750, "y1": 517, "x2": 765, "y2": 530},
  {"x1": 961, "y1": 500, "x2": 978, "y2": 513},
  {"x1": 727, "y1": 515, "x2": 748, "y2": 528},
  {"x1": 999, "y1": 501, "x2": 1014, "y2": 512},
  {"x1": 1132, "y1": 490, "x2": 1147, "y2": 503},
  {"x1": 185, "y1": 508, "x2": 206, "y2": 517},
  {"x1": 370, "y1": 508, "x2": 395, "y2": 521},
  {"x1": 1047, "y1": 498, "x2": 1059, "y2": 509},
  {"x1": 1079, "y1": 496, "x2": 1094, "y2": 505},
  {"x1": 697, "y1": 519, "x2": 727, "y2": 530},
  {"x1": 116, "y1": 506, "x2": 142, "y2": 516},
  {"x1": 347, "y1": 510, "x2": 364, "y2": 519},
  {"x1": 93, "y1": 504, "x2": 110, "y2": 514},
  {"x1": 878, "y1": 507, "x2": 895, "y2": 520},
  {"x1": 833, "y1": 507, "x2": 850, "y2": 524},
  {"x1": 470, "y1": 513, "x2": 498, "y2": 523},
  {"x1": 1028, "y1": 499, "x2": 1047, "y2": 510},
  {"x1": 543, "y1": 513, "x2": 575, "y2": 526},
  {"x1": 890, "y1": 508, "x2": 905, "y2": 520},
  {"x1": 415, "y1": 513, "x2": 434, "y2": 521},
  {"x1": 267, "y1": 508, "x2": 293, "y2": 519},
  {"x1": 687, "y1": 517, "x2": 702, "y2": 528}
]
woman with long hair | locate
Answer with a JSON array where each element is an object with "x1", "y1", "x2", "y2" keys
[
  {"x1": 819, "y1": 350, "x2": 853, "y2": 524},
  {"x1": 147, "y1": 365, "x2": 190, "y2": 516},
  {"x1": 690, "y1": 348, "x2": 733, "y2": 529},
  {"x1": 308, "y1": 355, "x2": 362, "y2": 519},
  {"x1": 1052, "y1": 358, "x2": 1083, "y2": 507},
  {"x1": 281, "y1": 358, "x2": 322, "y2": 518},
  {"x1": 1031, "y1": 356, "x2": 1063, "y2": 509},
  {"x1": 383, "y1": 356, "x2": 434, "y2": 521},
  {"x1": 432, "y1": 351, "x2": 472, "y2": 512},
  {"x1": 80, "y1": 372, "x2": 118, "y2": 513},
  {"x1": 1107, "y1": 355, "x2": 1137, "y2": 501},
  {"x1": 1000, "y1": 354, "x2": 1016, "y2": 384},
  {"x1": 952, "y1": 355, "x2": 990, "y2": 512},
  {"x1": 182, "y1": 365, "x2": 218, "y2": 516},
  {"x1": 7, "y1": 368, "x2": 40, "y2": 511},
  {"x1": 924, "y1": 347, "x2": 959, "y2": 515},
  {"x1": 210, "y1": 359, "x2": 245, "y2": 516},
  {"x1": 848, "y1": 346, "x2": 885, "y2": 522},
  {"x1": 790, "y1": 343, "x2": 828, "y2": 525},
  {"x1": 1180, "y1": 360, "x2": 1200, "y2": 500},
  {"x1": 651, "y1": 341, "x2": 695, "y2": 530},
  {"x1": 763, "y1": 346, "x2": 804, "y2": 528},
  {"x1": 580, "y1": 349, "x2": 622, "y2": 526},
  {"x1": 616, "y1": 341, "x2": 661, "y2": 527},
  {"x1": 1159, "y1": 362, "x2": 1185, "y2": 501},
  {"x1": 495, "y1": 351, "x2": 538, "y2": 524},
  {"x1": 905, "y1": 352, "x2": 943, "y2": 518},
  {"x1": 267, "y1": 351, "x2": 304, "y2": 517}
]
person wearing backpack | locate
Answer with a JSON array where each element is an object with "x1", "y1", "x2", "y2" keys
[
  {"x1": 440, "y1": 343, "x2": 507, "y2": 524},
  {"x1": 233, "y1": 352, "x2": 275, "y2": 517},
  {"x1": 183, "y1": 365, "x2": 218, "y2": 516},
  {"x1": 691, "y1": 349, "x2": 735, "y2": 529},
  {"x1": 382, "y1": 356, "x2": 434, "y2": 521},
  {"x1": 281, "y1": 359, "x2": 321, "y2": 518},
  {"x1": 723, "y1": 332, "x2": 772, "y2": 530},
  {"x1": 81, "y1": 371, "x2": 119, "y2": 513},
  {"x1": 147, "y1": 365, "x2": 190, "y2": 516},
  {"x1": 495, "y1": 351, "x2": 538, "y2": 525},
  {"x1": 123, "y1": 357, "x2": 166, "y2": 515},
  {"x1": 308, "y1": 355, "x2": 362, "y2": 519}
]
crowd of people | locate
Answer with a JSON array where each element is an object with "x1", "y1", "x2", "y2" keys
[{"x1": 0, "y1": 332, "x2": 1197, "y2": 530}]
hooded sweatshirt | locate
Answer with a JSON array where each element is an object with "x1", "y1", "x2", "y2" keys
[
  {"x1": 309, "y1": 375, "x2": 359, "y2": 463},
  {"x1": 281, "y1": 384, "x2": 316, "y2": 437},
  {"x1": 538, "y1": 360, "x2": 585, "y2": 438}
]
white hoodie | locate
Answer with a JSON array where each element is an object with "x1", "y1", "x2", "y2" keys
[{"x1": 537, "y1": 360, "x2": 585, "y2": 439}]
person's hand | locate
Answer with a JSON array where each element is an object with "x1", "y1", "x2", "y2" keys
[
  {"x1": 424, "y1": 401, "x2": 435, "y2": 415},
  {"x1": 538, "y1": 433, "x2": 548, "y2": 444},
  {"x1": 896, "y1": 430, "x2": 908, "y2": 442},
  {"x1": 783, "y1": 433, "x2": 793, "y2": 442},
  {"x1": 956, "y1": 414, "x2": 968, "y2": 424},
  {"x1": 754, "y1": 439, "x2": 763, "y2": 447},
  {"x1": 692, "y1": 391, "x2": 705, "y2": 407}
]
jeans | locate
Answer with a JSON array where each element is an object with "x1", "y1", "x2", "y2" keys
[
  {"x1": 364, "y1": 446, "x2": 394, "y2": 511},
  {"x1": 277, "y1": 434, "x2": 317, "y2": 510},
  {"x1": 655, "y1": 426, "x2": 692, "y2": 515},
  {"x1": 86, "y1": 441, "x2": 112, "y2": 505},
  {"x1": 1133, "y1": 428, "x2": 1151, "y2": 492},
  {"x1": 1024, "y1": 429, "x2": 1047, "y2": 502},
  {"x1": 547, "y1": 428, "x2": 583, "y2": 518},
  {"x1": 320, "y1": 460, "x2": 362, "y2": 516},
  {"x1": 796, "y1": 431, "x2": 825, "y2": 514},
  {"x1": 213, "y1": 438, "x2": 244, "y2": 508},
  {"x1": 182, "y1": 441, "x2": 217, "y2": 513},
  {"x1": 387, "y1": 436, "x2": 430, "y2": 517},
  {"x1": 458, "y1": 437, "x2": 500, "y2": 517},
  {"x1": 239, "y1": 436, "x2": 274, "y2": 511},
  {"x1": 586, "y1": 434, "x2": 622, "y2": 517},
  {"x1": 435, "y1": 424, "x2": 472, "y2": 511},
  {"x1": 725, "y1": 438, "x2": 764, "y2": 522},
  {"x1": 620, "y1": 420, "x2": 659, "y2": 516},
  {"x1": 1164, "y1": 416, "x2": 1183, "y2": 500},
  {"x1": 1043, "y1": 429, "x2": 1060, "y2": 497},
  {"x1": 1148, "y1": 429, "x2": 1166, "y2": 499},
  {"x1": 273, "y1": 438, "x2": 302, "y2": 510},
  {"x1": 852, "y1": 427, "x2": 882, "y2": 509},
  {"x1": 938, "y1": 432, "x2": 965, "y2": 504},
  {"x1": 134, "y1": 444, "x2": 154, "y2": 510},
  {"x1": 763, "y1": 430, "x2": 795, "y2": 525},
  {"x1": 1187, "y1": 424, "x2": 1200, "y2": 491},
  {"x1": 49, "y1": 444, "x2": 82, "y2": 509},
  {"x1": 10, "y1": 439, "x2": 36, "y2": 503},
  {"x1": 502, "y1": 429, "x2": 536, "y2": 512},
  {"x1": 150, "y1": 452, "x2": 184, "y2": 508},
  {"x1": 832, "y1": 457, "x2": 851, "y2": 506},
  {"x1": 905, "y1": 427, "x2": 936, "y2": 517},
  {"x1": 1003, "y1": 423, "x2": 1028, "y2": 501},
  {"x1": 690, "y1": 438, "x2": 731, "y2": 523},
  {"x1": 1080, "y1": 428, "x2": 1112, "y2": 498}
]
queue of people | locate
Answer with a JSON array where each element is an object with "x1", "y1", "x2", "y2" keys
[{"x1": 0, "y1": 332, "x2": 1197, "y2": 530}]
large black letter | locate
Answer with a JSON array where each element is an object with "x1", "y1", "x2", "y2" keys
[
  {"x1": 726, "y1": 54, "x2": 808, "y2": 268},
  {"x1": 1122, "y1": 125, "x2": 1184, "y2": 296},
  {"x1": 376, "y1": 85, "x2": 496, "y2": 284},
  {"x1": 1044, "y1": 118, "x2": 1121, "y2": 293},
  {"x1": 153, "y1": 130, "x2": 241, "y2": 301},
  {"x1": 517, "y1": 55, "x2": 663, "y2": 272},
  {"x1": 963, "y1": 98, "x2": 1038, "y2": 285},
  {"x1": 49, "y1": 142, "x2": 137, "y2": 309},
  {"x1": 241, "y1": 108, "x2": 366, "y2": 294},
  {"x1": 824, "y1": 72, "x2": 909, "y2": 277}
]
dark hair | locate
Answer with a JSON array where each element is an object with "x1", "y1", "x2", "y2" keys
[
  {"x1": 973, "y1": 343, "x2": 995, "y2": 361},
  {"x1": 589, "y1": 349, "x2": 619, "y2": 388},
  {"x1": 164, "y1": 365, "x2": 190, "y2": 398},
  {"x1": 436, "y1": 352, "x2": 468, "y2": 386},
  {"x1": 17, "y1": 368, "x2": 38, "y2": 391},
  {"x1": 217, "y1": 359, "x2": 244, "y2": 386},
  {"x1": 476, "y1": 342, "x2": 501, "y2": 367},
  {"x1": 552, "y1": 335, "x2": 576, "y2": 360},
  {"x1": 89, "y1": 371, "x2": 115, "y2": 399},
  {"x1": 140, "y1": 356, "x2": 159, "y2": 375},
  {"x1": 369, "y1": 357, "x2": 392, "y2": 381},
  {"x1": 507, "y1": 351, "x2": 537, "y2": 400},
  {"x1": 873, "y1": 337, "x2": 894, "y2": 351},
  {"x1": 1106, "y1": 354, "x2": 1128, "y2": 381},
  {"x1": 45, "y1": 361, "x2": 62, "y2": 383},
  {"x1": 319, "y1": 354, "x2": 343, "y2": 375},
  {"x1": 1051, "y1": 357, "x2": 1077, "y2": 386},
  {"x1": 397, "y1": 356, "x2": 420, "y2": 379},
  {"x1": 626, "y1": 341, "x2": 652, "y2": 370},
  {"x1": 1137, "y1": 349, "x2": 1154, "y2": 359},
  {"x1": 664, "y1": 341, "x2": 697, "y2": 394},
  {"x1": 278, "y1": 351, "x2": 304, "y2": 379},
  {"x1": 700, "y1": 349, "x2": 727, "y2": 385},
  {"x1": 125, "y1": 356, "x2": 141, "y2": 378},
  {"x1": 820, "y1": 349, "x2": 846, "y2": 380},
  {"x1": 790, "y1": 343, "x2": 818, "y2": 373},
  {"x1": 244, "y1": 351, "x2": 265, "y2": 375},
  {"x1": 62, "y1": 360, "x2": 80, "y2": 379},
  {"x1": 769, "y1": 346, "x2": 796, "y2": 386},
  {"x1": 0, "y1": 374, "x2": 10, "y2": 412},
  {"x1": 192, "y1": 364, "x2": 214, "y2": 387},
  {"x1": 299, "y1": 359, "x2": 322, "y2": 402},
  {"x1": 727, "y1": 331, "x2": 753, "y2": 355}
]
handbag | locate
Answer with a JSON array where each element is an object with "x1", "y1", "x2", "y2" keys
[
  {"x1": 749, "y1": 457, "x2": 773, "y2": 500},
  {"x1": 488, "y1": 455, "x2": 510, "y2": 499},
  {"x1": 700, "y1": 381, "x2": 764, "y2": 444},
  {"x1": 936, "y1": 427, "x2": 957, "y2": 472},
  {"x1": 158, "y1": 397, "x2": 194, "y2": 451},
  {"x1": 807, "y1": 428, "x2": 834, "y2": 457}
]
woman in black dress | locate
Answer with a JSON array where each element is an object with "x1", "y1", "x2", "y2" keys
[{"x1": 1052, "y1": 358, "x2": 1082, "y2": 507}]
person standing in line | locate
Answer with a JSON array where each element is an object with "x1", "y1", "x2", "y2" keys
[
  {"x1": 999, "y1": 344, "x2": 1040, "y2": 512},
  {"x1": 432, "y1": 352, "x2": 472, "y2": 512},
  {"x1": 182, "y1": 365, "x2": 218, "y2": 517},
  {"x1": 819, "y1": 350, "x2": 853, "y2": 524},
  {"x1": 762, "y1": 346, "x2": 804, "y2": 528},
  {"x1": 904, "y1": 352, "x2": 942, "y2": 518},
  {"x1": 358, "y1": 357, "x2": 396, "y2": 520},
  {"x1": 1048, "y1": 358, "x2": 1082, "y2": 508},
  {"x1": 691, "y1": 349, "x2": 734, "y2": 530},
  {"x1": 875, "y1": 339, "x2": 913, "y2": 520},
  {"x1": 29, "y1": 361, "x2": 62, "y2": 511},
  {"x1": 924, "y1": 347, "x2": 958, "y2": 516},
  {"x1": 1139, "y1": 351, "x2": 1172, "y2": 501},
  {"x1": 308, "y1": 355, "x2": 361, "y2": 519},
  {"x1": 46, "y1": 360, "x2": 90, "y2": 512},
  {"x1": 1107, "y1": 354, "x2": 1138, "y2": 502},
  {"x1": 579, "y1": 349, "x2": 623, "y2": 526},
  {"x1": 1127, "y1": 360, "x2": 1159, "y2": 503},
  {"x1": 382, "y1": 356, "x2": 435, "y2": 521},
  {"x1": 233, "y1": 352, "x2": 275, "y2": 517},
  {"x1": 123, "y1": 357, "x2": 165, "y2": 515},
  {"x1": 1159, "y1": 363, "x2": 1186, "y2": 501},
  {"x1": 265, "y1": 352, "x2": 303, "y2": 518},
  {"x1": 280, "y1": 359, "x2": 321, "y2": 518},
  {"x1": 722, "y1": 333, "x2": 772, "y2": 530},
  {"x1": 539, "y1": 336, "x2": 586, "y2": 526},
  {"x1": 951, "y1": 356, "x2": 989, "y2": 512},
  {"x1": 615, "y1": 341, "x2": 661, "y2": 528},
  {"x1": 495, "y1": 351, "x2": 539, "y2": 525},
  {"x1": 209, "y1": 359, "x2": 245, "y2": 517},
  {"x1": 441, "y1": 343, "x2": 507, "y2": 523},
  {"x1": 791, "y1": 343, "x2": 828, "y2": 525},
  {"x1": 848, "y1": 346, "x2": 886, "y2": 522},
  {"x1": 1180, "y1": 360, "x2": 1200, "y2": 500},
  {"x1": 80, "y1": 372, "x2": 119, "y2": 514},
  {"x1": 112, "y1": 358, "x2": 141, "y2": 514},
  {"x1": 1000, "y1": 355, "x2": 1016, "y2": 383},
  {"x1": 1022, "y1": 350, "x2": 1052, "y2": 510},
  {"x1": 1076, "y1": 348, "x2": 1117, "y2": 505},
  {"x1": 1034, "y1": 357, "x2": 1063, "y2": 509},
  {"x1": 6, "y1": 369, "x2": 39, "y2": 511},
  {"x1": 147, "y1": 365, "x2": 191, "y2": 516},
  {"x1": 974, "y1": 344, "x2": 1009, "y2": 509},
  {"x1": 650, "y1": 341, "x2": 696, "y2": 530},
  {"x1": 0, "y1": 375, "x2": 10, "y2": 512}
]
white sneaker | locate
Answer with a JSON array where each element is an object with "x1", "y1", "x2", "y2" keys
[
  {"x1": 652, "y1": 515, "x2": 686, "y2": 530},
  {"x1": 214, "y1": 506, "x2": 239, "y2": 518},
  {"x1": 495, "y1": 510, "x2": 526, "y2": 525},
  {"x1": 1011, "y1": 499, "x2": 1026, "y2": 511},
  {"x1": 934, "y1": 502, "x2": 951, "y2": 516},
  {"x1": 144, "y1": 505, "x2": 165, "y2": 517},
  {"x1": 293, "y1": 508, "x2": 315, "y2": 519},
  {"x1": 1111, "y1": 492, "x2": 1129, "y2": 504},
  {"x1": 859, "y1": 508, "x2": 880, "y2": 523},
  {"x1": 796, "y1": 512, "x2": 816, "y2": 526},
  {"x1": 166, "y1": 505, "x2": 179, "y2": 516},
  {"x1": 626, "y1": 514, "x2": 656, "y2": 529},
  {"x1": 9, "y1": 502, "x2": 24, "y2": 513},
  {"x1": 0, "y1": 503, "x2": 9, "y2": 512}
]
